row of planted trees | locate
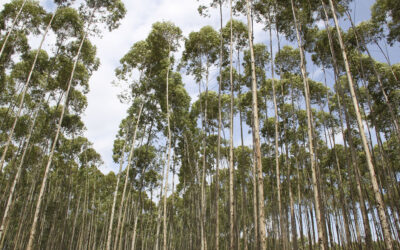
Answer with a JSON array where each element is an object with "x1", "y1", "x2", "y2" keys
[
  {"x1": 1, "y1": 0, "x2": 400, "y2": 249},
  {"x1": 0, "y1": 0, "x2": 126, "y2": 249}
]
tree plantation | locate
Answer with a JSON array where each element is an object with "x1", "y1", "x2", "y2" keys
[{"x1": 0, "y1": 0, "x2": 399, "y2": 249}]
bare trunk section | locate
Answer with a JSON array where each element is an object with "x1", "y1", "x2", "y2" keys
[
  {"x1": 163, "y1": 45, "x2": 172, "y2": 250},
  {"x1": 215, "y1": 1, "x2": 223, "y2": 249},
  {"x1": 252, "y1": 129, "x2": 259, "y2": 248},
  {"x1": 238, "y1": 42, "x2": 248, "y2": 250},
  {"x1": 229, "y1": 0, "x2": 235, "y2": 248},
  {"x1": 130, "y1": 204, "x2": 140, "y2": 250},
  {"x1": 245, "y1": 0, "x2": 266, "y2": 248},
  {"x1": 267, "y1": 14, "x2": 283, "y2": 249},
  {"x1": 286, "y1": 138, "x2": 297, "y2": 250},
  {"x1": 105, "y1": 139, "x2": 128, "y2": 250},
  {"x1": 155, "y1": 152, "x2": 166, "y2": 250}
]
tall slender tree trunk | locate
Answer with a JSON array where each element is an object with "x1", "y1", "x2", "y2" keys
[
  {"x1": 289, "y1": 1, "x2": 328, "y2": 249},
  {"x1": 245, "y1": 0, "x2": 266, "y2": 248},
  {"x1": 0, "y1": 10, "x2": 56, "y2": 171},
  {"x1": 130, "y1": 203, "x2": 140, "y2": 250},
  {"x1": 215, "y1": 1, "x2": 223, "y2": 249},
  {"x1": 238, "y1": 48, "x2": 248, "y2": 250},
  {"x1": 295, "y1": 158, "x2": 305, "y2": 250},
  {"x1": 105, "y1": 139, "x2": 128, "y2": 250},
  {"x1": 117, "y1": 189, "x2": 131, "y2": 250},
  {"x1": 201, "y1": 72, "x2": 208, "y2": 250},
  {"x1": 163, "y1": 45, "x2": 172, "y2": 250},
  {"x1": 267, "y1": 13, "x2": 283, "y2": 249},
  {"x1": 70, "y1": 192, "x2": 82, "y2": 249},
  {"x1": 286, "y1": 145, "x2": 297, "y2": 250},
  {"x1": 289, "y1": 78, "x2": 306, "y2": 250},
  {"x1": 155, "y1": 152, "x2": 166, "y2": 250},
  {"x1": 251, "y1": 121, "x2": 259, "y2": 249},
  {"x1": 228, "y1": 1, "x2": 235, "y2": 248},
  {"x1": 326, "y1": 1, "x2": 393, "y2": 249}
]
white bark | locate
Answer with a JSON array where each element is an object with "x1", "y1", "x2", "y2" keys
[
  {"x1": 215, "y1": 2, "x2": 223, "y2": 249},
  {"x1": 163, "y1": 46, "x2": 172, "y2": 250},
  {"x1": 245, "y1": 0, "x2": 266, "y2": 248},
  {"x1": 228, "y1": 0, "x2": 235, "y2": 248},
  {"x1": 267, "y1": 13, "x2": 283, "y2": 246}
]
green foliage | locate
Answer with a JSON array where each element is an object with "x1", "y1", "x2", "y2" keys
[{"x1": 372, "y1": 0, "x2": 400, "y2": 44}]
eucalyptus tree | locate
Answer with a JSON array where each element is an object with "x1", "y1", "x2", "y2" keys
[
  {"x1": 212, "y1": 3, "x2": 224, "y2": 248},
  {"x1": 107, "y1": 37, "x2": 151, "y2": 250},
  {"x1": 227, "y1": 3, "x2": 235, "y2": 248},
  {"x1": 138, "y1": 21, "x2": 183, "y2": 250},
  {"x1": 196, "y1": 3, "x2": 231, "y2": 247},
  {"x1": 240, "y1": 38, "x2": 269, "y2": 248},
  {"x1": 26, "y1": 1, "x2": 126, "y2": 248},
  {"x1": 222, "y1": 17, "x2": 248, "y2": 249},
  {"x1": 254, "y1": 2, "x2": 293, "y2": 246},
  {"x1": 241, "y1": 40, "x2": 270, "y2": 247},
  {"x1": 243, "y1": 0, "x2": 267, "y2": 248},
  {"x1": 181, "y1": 24, "x2": 219, "y2": 250}
]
